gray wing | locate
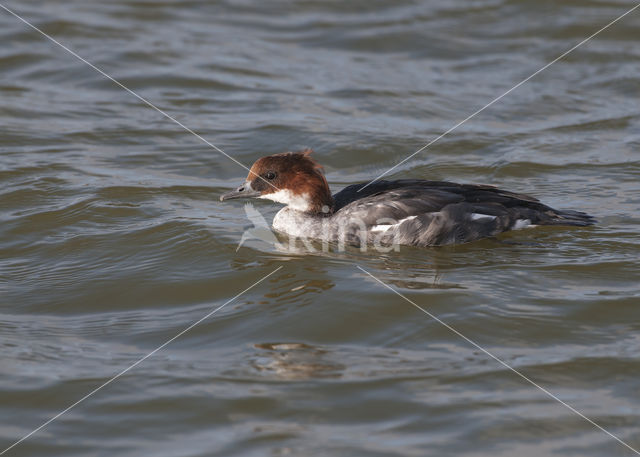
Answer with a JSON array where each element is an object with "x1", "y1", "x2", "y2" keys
[{"x1": 331, "y1": 180, "x2": 594, "y2": 246}]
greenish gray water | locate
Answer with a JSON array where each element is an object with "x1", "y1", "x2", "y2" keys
[{"x1": 1, "y1": 1, "x2": 639, "y2": 456}]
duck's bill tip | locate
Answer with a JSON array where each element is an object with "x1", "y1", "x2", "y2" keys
[{"x1": 220, "y1": 183, "x2": 260, "y2": 201}]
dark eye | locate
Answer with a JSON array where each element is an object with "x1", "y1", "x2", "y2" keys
[{"x1": 265, "y1": 171, "x2": 277, "y2": 180}]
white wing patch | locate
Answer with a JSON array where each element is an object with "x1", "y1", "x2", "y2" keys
[
  {"x1": 370, "y1": 224, "x2": 393, "y2": 232},
  {"x1": 513, "y1": 219, "x2": 535, "y2": 230},
  {"x1": 470, "y1": 213, "x2": 497, "y2": 221},
  {"x1": 371, "y1": 215, "x2": 417, "y2": 232}
]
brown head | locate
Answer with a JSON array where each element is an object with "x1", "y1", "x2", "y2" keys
[{"x1": 220, "y1": 149, "x2": 334, "y2": 214}]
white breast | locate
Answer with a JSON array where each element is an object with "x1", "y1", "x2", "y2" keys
[{"x1": 272, "y1": 207, "x2": 320, "y2": 238}]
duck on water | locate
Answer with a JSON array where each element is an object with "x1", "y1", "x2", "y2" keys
[{"x1": 220, "y1": 149, "x2": 594, "y2": 247}]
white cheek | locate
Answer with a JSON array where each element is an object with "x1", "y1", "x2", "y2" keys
[{"x1": 260, "y1": 189, "x2": 311, "y2": 212}]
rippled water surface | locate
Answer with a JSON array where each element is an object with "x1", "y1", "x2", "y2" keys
[{"x1": 2, "y1": 0, "x2": 640, "y2": 456}]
